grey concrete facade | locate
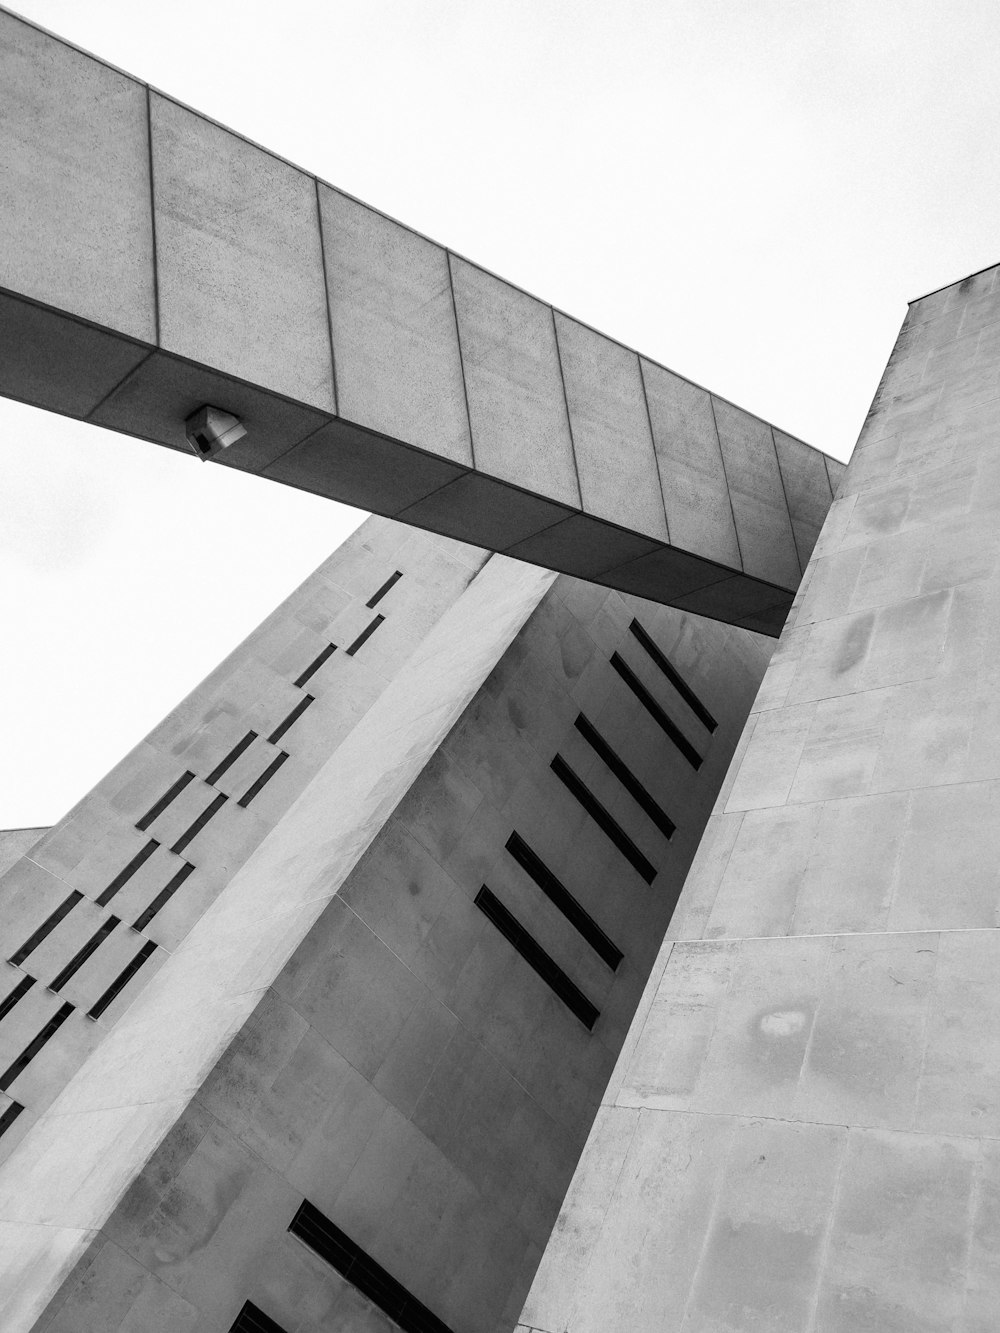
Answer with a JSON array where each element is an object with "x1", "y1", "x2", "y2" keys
[
  {"x1": 517, "y1": 266, "x2": 1000, "y2": 1333},
  {"x1": 0, "y1": 6, "x2": 843, "y2": 634},
  {"x1": 0, "y1": 515, "x2": 770, "y2": 1331}
]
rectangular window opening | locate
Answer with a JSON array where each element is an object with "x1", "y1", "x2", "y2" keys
[
  {"x1": 267, "y1": 695, "x2": 313, "y2": 745},
  {"x1": 0, "y1": 1100, "x2": 24, "y2": 1139},
  {"x1": 293, "y1": 642, "x2": 336, "y2": 689},
  {"x1": 346, "y1": 614, "x2": 384, "y2": 656},
  {"x1": 171, "y1": 792, "x2": 227, "y2": 855},
  {"x1": 96, "y1": 839, "x2": 159, "y2": 907},
  {"x1": 366, "y1": 569, "x2": 402, "y2": 608},
  {"x1": 9, "y1": 892, "x2": 83, "y2": 966},
  {"x1": 551, "y1": 755, "x2": 657, "y2": 885},
  {"x1": 505, "y1": 832, "x2": 623, "y2": 971},
  {"x1": 228, "y1": 1301, "x2": 289, "y2": 1333},
  {"x1": 0, "y1": 1002, "x2": 74, "y2": 1092},
  {"x1": 574, "y1": 714, "x2": 676, "y2": 841},
  {"x1": 0, "y1": 975, "x2": 35, "y2": 1024},
  {"x1": 237, "y1": 752, "x2": 289, "y2": 809},
  {"x1": 88, "y1": 942, "x2": 157, "y2": 1021},
  {"x1": 610, "y1": 653, "x2": 702, "y2": 770},
  {"x1": 629, "y1": 619, "x2": 718, "y2": 733},
  {"x1": 136, "y1": 771, "x2": 195, "y2": 832},
  {"x1": 205, "y1": 731, "x2": 258, "y2": 786},
  {"x1": 289, "y1": 1200, "x2": 456, "y2": 1333},
  {"x1": 475, "y1": 886, "x2": 600, "y2": 1029},
  {"x1": 133, "y1": 861, "x2": 195, "y2": 932},
  {"x1": 49, "y1": 917, "x2": 119, "y2": 994}
]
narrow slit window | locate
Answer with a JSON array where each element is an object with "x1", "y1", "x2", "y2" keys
[
  {"x1": 346, "y1": 614, "x2": 384, "y2": 656},
  {"x1": 505, "y1": 832, "x2": 623, "y2": 970},
  {"x1": 0, "y1": 1002, "x2": 74, "y2": 1091},
  {"x1": 136, "y1": 771, "x2": 195, "y2": 831},
  {"x1": 289, "y1": 1200, "x2": 456, "y2": 1333},
  {"x1": 0, "y1": 1100, "x2": 24, "y2": 1139},
  {"x1": 88, "y1": 941, "x2": 157, "y2": 1020},
  {"x1": 294, "y1": 642, "x2": 336, "y2": 688},
  {"x1": 133, "y1": 862, "x2": 195, "y2": 932},
  {"x1": 237, "y1": 752, "x2": 288, "y2": 809},
  {"x1": 49, "y1": 917, "x2": 119, "y2": 994},
  {"x1": 475, "y1": 886, "x2": 599, "y2": 1029},
  {"x1": 229, "y1": 1302, "x2": 289, "y2": 1333},
  {"x1": 96, "y1": 839, "x2": 159, "y2": 907},
  {"x1": 267, "y1": 695, "x2": 313, "y2": 745},
  {"x1": 551, "y1": 755, "x2": 657, "y2": 885},
  {"x1": 9, "y1": 892, "x2": 83, "y2": 966},
  {"x1": 171, "y1": 793, "x2": 227, "y2": 855},
  {"x1": 610, "y1": 654, "x2": 702, "y2": 770},
  {"x1": 205, "y1": 731, "x2": 258, "y2": 786},
  {"x1": 629, "y1": 619, "x2": 718, "y2": 733},
  {"x1": 574, "y1": 714, "x2": 676, "y2": 840},
  {"x1": 0, "y1": 975, "x2": 35, "y2": 1023},
  {"x1": 366, "y1": 569, "x2": 402, "y2": 608}
]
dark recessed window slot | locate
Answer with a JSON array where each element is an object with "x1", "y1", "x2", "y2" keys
[
  {"x1": 228, "y1": 1301, "x2": 289, "y2": 1333},
  {"x1": 475, "y1": 886, "x2": 599, "y2": 1029},
  {"x1": 574, "y1": 714, "x2": 676, "y2": 841},
  {"x1": 610, "y1": 654, "x2": 702, "y2": 770},
  {"x1": 171, "y1": 793, "x2": 227, "y2": 855},
  {"x1": 96, "y1": 839, "x2": 159, "y2": 907},
  {"x1": 88, "y1": 941, "x2": 157, "y2": 1020},
  {"x1": 366, "y1": 570, "x2": 403, "y2": 608},
  {"x1": 267, "y1": 695, "x2": 314, "y2": 745},
  {"x1": 0, "y1": 975, "x2": 35, "y2": 1023},
  {"x1": 0, "y1": 1002, "x2": 74, "y2": 1091},
  {"x1": 49, "y1": 917, "x2": 119, "y2": 994},
  {"x1": 9, "y1": 892, "x2": 83, "y2": 966},
  {"x1": 346, "y1": 614, "x2": 385, "y2": 656},
  {"x1": 288, "y1": 1200, "x2": 456, "y2": 1333},
  {"x1": 505, "y1": 832, "x2": 623, "y2": 971},
  {"x1": 205, "y1": 731, "x2": 258, "y2": 786},
  {"x1": 0, "y1": 1100, "x2": 24, "y2": 1139},
  {"x1": 136, "y1": 771, "x2": 195, "y2": 831},
  {"x1": 237, "y1": 752, "x2": 288, "y2": 809},
  {"x1": 629, "y1": 619, "x2": 718, "y2": 733},
  {"x1": 133, "y1": 861, "x2": 195, "y2": 932},
  {"x1": 551, "y1": 755, "x2": 657, "y2": 885},
  {"x1": 294, "y1": 642, "x2": 336, "y2": 688}
]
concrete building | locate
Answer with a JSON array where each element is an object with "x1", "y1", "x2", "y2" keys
[{"x1": 1, "y1": 6, "x2": 998, "y2": 1333}]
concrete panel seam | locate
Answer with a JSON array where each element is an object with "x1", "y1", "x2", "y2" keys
[
  {"x1": 445, "y1": 250, "x2": 477, "y2": 472},
  {"x1": 769, "y1": 424, "x2": 803, "y2": 577},
  {"x1": 910, "y1": 934, "x2": 943, "y2": 1132},
  {"x1": 313, "y1": 177, "x2": 339, "y2": 417},
  {"x1": 822, "y1": 453, "x2": 837, "y2": 502},
  {"x1": 708, "y1": 393, "x2": 746, "y2": 573},
  {"x1": 803, "y1": 1122, "x2": 851, "y2": 1331},
  {"x1": 82, "y1": 348, "x2": 157, "y2": 425},
  {"x1": 637, "y1": 355, "x2": 672, "y2": 547},
  {"x1": 143, "y1": 86, "x2": 160, "y2": 347},
  {"x1": 549, "y1": 305, "x2": 585, "y2": 511},
  {"x1": 676, "y1": 1112, "x2": 737, "y2": 1329}
]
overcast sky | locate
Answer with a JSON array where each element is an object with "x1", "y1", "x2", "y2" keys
[{"x1": 3, "y1": 0, "x2": 999, "y2": 828}]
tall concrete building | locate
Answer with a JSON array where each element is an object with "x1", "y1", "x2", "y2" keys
[{"x1": 1, "y1": 8, "x2": 997, "y2": 1333}]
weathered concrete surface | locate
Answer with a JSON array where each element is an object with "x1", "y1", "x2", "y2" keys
[
  {"x1": 0, "y1": 831, "x2": 47, "y2": 881},
  {"x1": 0, "y1": 517, "x2": 769, "y2": 1332},
  {"x1": 0, "y1": 5, "x2": 844, "y2": 634},
  {"x1": 518, "y1": 268, "x2": 1000, "y2": 1333}
]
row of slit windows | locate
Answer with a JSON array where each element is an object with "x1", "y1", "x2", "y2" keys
[{"x1": 0, "y1": 571, "x2": 402, "y2": 1134}]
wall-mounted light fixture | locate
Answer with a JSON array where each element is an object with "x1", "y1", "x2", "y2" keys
[{"x1": 184, "y1": 405, "x2": 247, "y2": 461}]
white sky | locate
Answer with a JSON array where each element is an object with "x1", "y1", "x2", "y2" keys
[{"x1": 3, "y1": 0, "x2": 999, "y2": 828}]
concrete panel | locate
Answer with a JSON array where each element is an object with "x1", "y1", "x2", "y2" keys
[
  {"x1": 641, "y1": 361, "x2": 741, "y2": 568},
  {"x1": 319, "y1": 186, "x2": 472, "y2": 466},
  {"x1": 506, "y1": 513, "x2": 660, "y2": 580},
  {"x1": 150, "y1": 93, "x2": 333, "y2": 411},
  {"x1": 554, "y1": 315, "x2": 668, "y2": 541},
  {"x1": 774, "y1": 429, "x2": 834, "y2": 570},
  {"x1": 0, "y1": 10, "x2": 154, "y2": 341},
  {"x1": 450, "y1": 258, "x2": 579, "y2": 506},
  {"x1": 713, "y1": 398, "x2": 801, "y2": 586},
  {"x1": 398, "y1": 472, "x2": 573, "y2": 551}
]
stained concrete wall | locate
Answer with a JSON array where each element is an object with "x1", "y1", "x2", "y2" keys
[
  {"x1": 0, "y1": 520, "x2": 770, "y2": 1332},
  {"x1": 0, "y1": 5, "x2": 843, "y2": 633},
  {"x1": 518, "y1": 268, "x2": 1000, "y2": 1333}
]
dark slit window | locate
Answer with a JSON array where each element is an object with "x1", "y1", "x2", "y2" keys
[
  {"x1": 629, "y1": 619, "x2": 718, "y2": 732},
  {"x1": 610, "y1": 654, "x2": 702, "y2": 769},
  {"x1": 505, "y1": 832, "x2": 623, "y2": 970},
  {"x1": 574, "y1": 714, "x2": 675, "y2": 840},
  {"x1": 551, "y1": 755, "x2": 656, "y2": 885}
]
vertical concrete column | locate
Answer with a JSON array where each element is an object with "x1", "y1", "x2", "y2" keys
[{"x1": 519, "y1": 265, "x2": 1000, "y2": 1333}]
